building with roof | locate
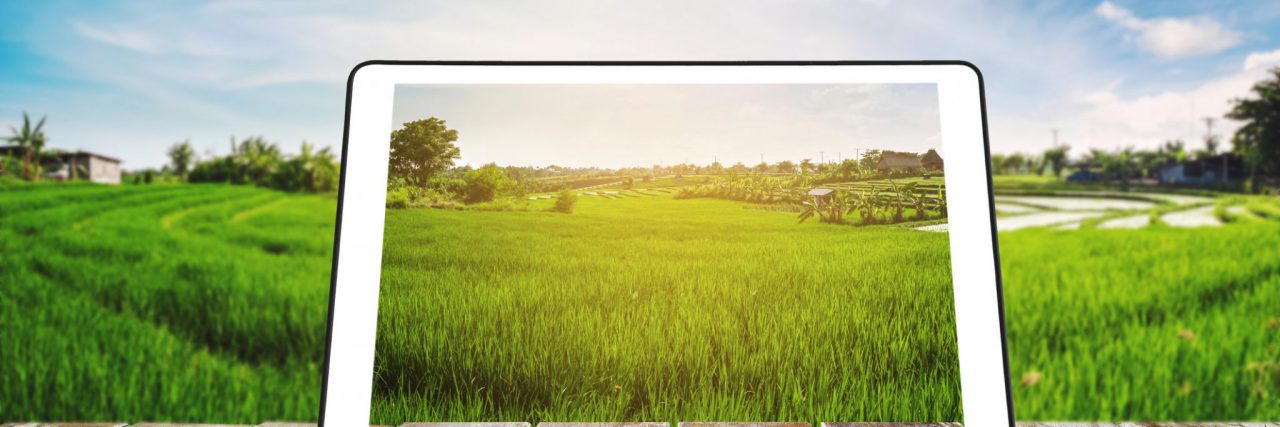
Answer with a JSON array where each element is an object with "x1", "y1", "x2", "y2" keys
[
  {"x1": 1159, "y1": 154, "x2": 1245, "y2": 186},
  {"x1": 921, "y1": 149, "x2": 944, "y2": 171},
  {"x1": 0, "y1": 146, "x2": 122, "y2": 184},
  {"x1": 877, "y1": 152, "x2": 923, "y2": 172}
]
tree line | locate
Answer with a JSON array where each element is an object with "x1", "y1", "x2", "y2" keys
[
  {"x1": 161, "y1": 137, "x2": 339, "y2": 193},
  {"x1": 384, "y1": 117, "x2": 944, "y2": 209},
  {"x1": 992, "y1": 66, "x2": 1280, "y2": 192}
]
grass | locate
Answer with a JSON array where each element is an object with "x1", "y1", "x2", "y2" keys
[
  {"x1": 0, "y1": 183, "x2": 334, "y2": 423},
  {"x1": 372, "y1": 194, "x2": 962, "y2": 424},
  {"x1": 1000, "y1": 214, "x2": 1280, "y2": 420},
  {"x1": 9, "y1": 177, "x2": 1280, "y2": 423}
]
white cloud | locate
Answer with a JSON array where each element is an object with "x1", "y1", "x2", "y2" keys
[
  {"x1": 1095, "y1": 1, "x2": 1241, "y2": 59},
  {"x1": 19, "y1": 0, "x2": 1272, "y2": 167},
  {"x1": 70, "y1": 21, "x2": 164, "y2": 54},
  {"x1": 1057, "y1": 48, "x2": 1280, "y2": 153}
]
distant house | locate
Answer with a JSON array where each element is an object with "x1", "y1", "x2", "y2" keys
[
  {"x1": 877, "y1": 152, "x2": 922, "y2": 172},
  {"x1": 1159, "y1": 154, "x2": 1245, "y2": 185},
  {"x1": 0, "y1": 146, "x2": 122, "y2": 184},
  {"x1": 921, "y1": 149, "x2": 944, "y2": 171}
]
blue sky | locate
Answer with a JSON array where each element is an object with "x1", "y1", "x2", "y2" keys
[{"x1": 2, "y1": 0, "x2": 1280, "y2": 169}]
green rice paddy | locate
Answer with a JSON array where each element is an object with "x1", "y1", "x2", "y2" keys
[
  {"x1": 0, "y1": 183, "x2": 334, "y2": 423},
  {"x1": 995, "y1": 177, "x2": 1280, "y2": 420},
  {"x1": 6, "y1": 180, "x2": 1280, "y2": 423},
  {"x1": 372, "y1": 192, "x2": 962, "y2": 424}
]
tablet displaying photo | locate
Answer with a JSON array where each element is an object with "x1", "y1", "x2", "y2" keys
[
  {"x1": 322, "y1": 62, "x2": 1010, "y2": 427},
  {"x1": 371, "y1": 83, "x2": 960, "y2": 424}
]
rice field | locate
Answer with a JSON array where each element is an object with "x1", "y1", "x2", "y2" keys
[
  {"x1": 8, "y1": 177, "x2": 1280, "y2": 424},
  {"x1": 0, "y1": 183, "x2": 335, "y2": 423},
  {"x1": 993, "y1": 176, "x2": 1280, "y2": 420},
  {"x1": 372, "y1": 194, "x2": 963, "y2": 424}
]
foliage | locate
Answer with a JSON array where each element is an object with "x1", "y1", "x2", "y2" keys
[
  {"x1": 1042, "y1": 145, "x2": 1070, "y2": 178},
  {"x1": 189, "y1": 136, "x2": 338, "y2": 193},
  {"x1": 1227, "y1": 67, "x2": 1280, "y2": 178},
  {"x1": 551, "y1": 189, "x2": 576, "y2": 213},
  {"x1": 166, "y1": 140, "x2": 196, "y2": 181},
  {"x1": 388, "y1": 117, "x2": 461, "y2": 188},
  {"x1": 461, "y1": 163, "x2": 514, "y2": 204},
  {"x1": 270, "y1": 142, "x2": 339, "y2": 193},
  {"x1": 5, "y1": 112, "x2": 48, "y2": 181}
]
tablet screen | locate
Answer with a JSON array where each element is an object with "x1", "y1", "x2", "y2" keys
[{"x1": 371, "y1": 83, "x2": 960, "y2": 424}]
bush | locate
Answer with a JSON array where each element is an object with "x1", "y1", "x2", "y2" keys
[
  {"x1": 386, "y1": 186, "x2": 410, "y2": 209},
  {"x1": 463, "y1": 164, "x2": 514, "y2": 204},
  {"x1": 552, "y1": 189, "x2": 577, "y2": 213}
]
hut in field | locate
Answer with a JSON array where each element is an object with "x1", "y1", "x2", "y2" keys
[
  {"x1": 0, "y1": 146, "x2": 122, "y2": 184},
  {"x1": 877, "y1": 152, "x2": 922, "y2": 172},
  {"x1": 922, "y1": 149, "x2": 944, "y2": 171},
  {"x1": 807, "y1": 187, "x2": 835, "y2": 206}
]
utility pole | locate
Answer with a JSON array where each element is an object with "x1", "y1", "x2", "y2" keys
[
  {"x1": 1204, "y1": 117, "x2": 1226, "y2": 181},
  {"x1": 1052, "y1": 128, "x2": 1058, "y2": 147},
  {"x1": 819, "y1": 151, "x2": 824, "y2": 164}
]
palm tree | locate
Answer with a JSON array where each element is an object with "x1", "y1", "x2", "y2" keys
[
  {"x1": 167, "y1": 140, "x2": 196, "y2": 182},
  {"x1": 231, "y1": 136, "x2": 281, "y2": 184},
  {"x1": 7, "y1": 112, "x2": 48, "y2": 181}
]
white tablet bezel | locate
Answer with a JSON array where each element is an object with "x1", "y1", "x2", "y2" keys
[{"x1": 320, "y1": 62, "x2": 1012, "y2": 427}]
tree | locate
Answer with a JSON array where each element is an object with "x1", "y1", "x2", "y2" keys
[
  {"x1": 859, "y1": 150, "x2": 882, "y2": 171},
  {"x1": 1227, "y1": 67, "x2": 1280, "y2": 179},
  {"x1": 1005, "y1": 153, "x2": 1026, "y2": 175},
  {"x1": 1042, "y1": 145, "x2": 1070, "y2": 179},
  {"x1": 552, "y1": 189, "x2": 577, "y2": 213},
  {"x1": 800, "y1": 158, "x2": 815, "y2": 174},
  {"x1": 1133, "y1": 149, "x2": 1160, "y2": 180},
  {"x1": 7, "y1": 112, "x2": 47, "y2": 181},
  {"x1": 989, "y1": 154, "x2": 1007, "y2": 175},
  {"x1": 229, "y1": 136, "x2": 282, "y2": 185},
  {"x1": 462, "y1": 163, "x2": 513, "y2": 204},
  {"x1": 272, "y1": 142, "x2": 339, "y2": 192},
  {"x1": 775, "y1": 160, "x2": 797, "y2": 174},
  {"x1": 389, "y1": 117, "x2": 461, "y2": 188},
  {"x1": 167, "y1": 140, "x2": 196, "y2": 181}
]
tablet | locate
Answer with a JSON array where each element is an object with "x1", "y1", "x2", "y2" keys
[{"x1": 321, "y1": 61, "x2": 1012, "y2": 427}]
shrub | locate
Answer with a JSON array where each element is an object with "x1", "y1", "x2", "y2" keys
[
  {"x1": 553, "y1": 189, "x2": 577, "y2": 213},
  {"x1": 386, "y1": 186, "x2": 410, "y2": 209},
  {"x1": 463, "y1": 164, "x2": 514, "y2": 204}
]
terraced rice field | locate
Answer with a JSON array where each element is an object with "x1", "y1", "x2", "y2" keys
[
  {"x1": 993, "y1": 181, "x2": 1280, "y2": 420},
  {"x1": 0, "y1": 183, "x2": 335, "y2": 423},
  {"x1": 992, "y1": 193, "x2": 1218, "y2": 231},
  {"x1": 372, "y1": 193, "x2": 963, "y2": 424}
]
